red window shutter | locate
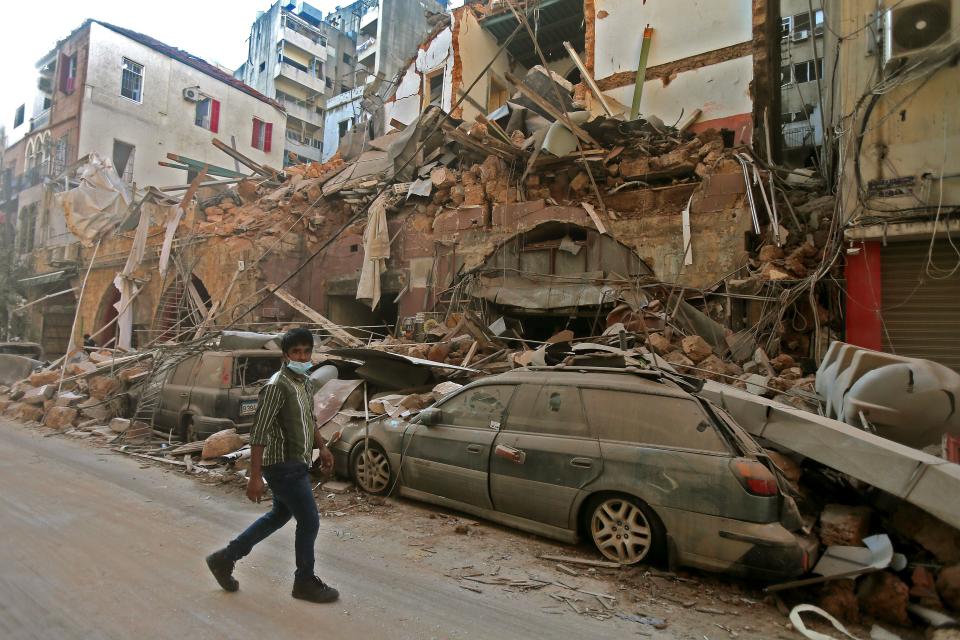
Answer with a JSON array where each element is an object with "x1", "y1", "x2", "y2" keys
[
  {"x1": 210, "y1": 99, "x2": 220, "y2": 133},
  {"x1": 251, "y1": 118, "x2": 261, "y2": 148},
  {"x1": 59, "y1": 54, "x2": 70, "y2": 93},
  {"x1": 264, "y1": 123, "x2": 273, "y2": 153}
]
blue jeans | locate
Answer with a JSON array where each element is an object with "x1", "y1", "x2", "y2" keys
[{"x1": 225, "y1": 461, "x2": 320, "y2": 578}]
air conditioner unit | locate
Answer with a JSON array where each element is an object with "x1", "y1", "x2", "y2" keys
[
  {"x1": 182, "y1": 86, "x2": 202, "y2": 102},
  {"x1": 883, "y1": 0, "x2": 954, "y2": 68},
  {"x1": 792, "y1": 30, "x2": 810, "y2": 42}
]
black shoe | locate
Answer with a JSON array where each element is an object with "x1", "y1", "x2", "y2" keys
[
  {"x1": 206, "y1": 549, "x2": 239, "y2": 592},
  {"x1": 292, "y1": 575, "x2": 340, "y2": 603}
]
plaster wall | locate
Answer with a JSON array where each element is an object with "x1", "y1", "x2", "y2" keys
[{"x1": 78, "y1": 22, "x2": 286, "y2": 190}]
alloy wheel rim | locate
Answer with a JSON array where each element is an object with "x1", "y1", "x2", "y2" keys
[
  {"x1": 591, "y1": 498, "x2": 652, "y2": 564},
  {"x1": 355, "y1": 448, "x2": 390, "y2": 493}
]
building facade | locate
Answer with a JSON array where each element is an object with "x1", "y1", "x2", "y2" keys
[
  {"x1": 778, "y1": 0, "x2": 830, "y2": 165},
  {"x1": 0, "y1": 20, "x2": 287, "y2": 357},
  {"x1": 834, "y1": 0, "x2": 960, "y2": 371},
  {"x1": 238, "y1": 1, "x2": 358, "y2": 164}
]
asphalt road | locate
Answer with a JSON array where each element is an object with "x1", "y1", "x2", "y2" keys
[{"x1": 0, "y1": 418, "x2": 642, "y2": 640}]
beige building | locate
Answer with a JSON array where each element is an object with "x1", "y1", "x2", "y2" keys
[{"x1": 778, "y1": 0, "x2": 829, "y2": 164}]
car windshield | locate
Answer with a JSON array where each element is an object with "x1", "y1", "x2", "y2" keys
[{"x1": 234, "y1": 356, "x2": 282, "y2": 387}]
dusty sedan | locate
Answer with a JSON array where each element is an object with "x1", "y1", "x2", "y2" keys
[{"x1": 331, "y1": 367, "x2": 816, "y2": 579}]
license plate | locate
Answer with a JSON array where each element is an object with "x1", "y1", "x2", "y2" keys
[{"x1": 240, "y1": 400, "x2": 258, "y2": 416}]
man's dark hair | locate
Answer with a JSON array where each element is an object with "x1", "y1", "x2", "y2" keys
[{"x1": 280, "y1": 327, "x2": 314, "y2": 355}]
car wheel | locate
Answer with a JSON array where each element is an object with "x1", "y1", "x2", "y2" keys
[
  {"x1": 586, "y1": 494, "x2": 665, "y2": 565},
  {"x1": 351, "y1": 441, "x2": 392, "y2": 496}
]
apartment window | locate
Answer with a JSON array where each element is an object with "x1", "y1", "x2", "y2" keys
[
  {"x1": 18, "y1": 205, "x2": 37, "y2": 254},
  {"x1": 426, "y1": 70, "x2": 444, "y2": 108},
  {"x1": 338, "y1": 119, "x2": 350, "y2": 139},
  {"x1": 259, "y1": 61, "x2": 266, "y2": 72},
  {"x1": 251, "y1": 118, "x2": 273, "y2": 152},
  {"x1": 195, "y1": 97, "x2": 220, "y2": 132},
  {"x1": 791, "y1": 10, "x2": 824, "y2": 36},
  {"x1": 340, "y1": 84, "x2": 349, "y2": 93},
  {"x1": 780, "y1": 65, "x2": 792, "y2": 86},
  {"x1": 120, "y1": 57, "x2": 143, "y2": 102},
  {"x1": 14, "y1": 104, "x2": 25, "y2": 128},
  {"x1": 112, "y1": 140, "x2": 136, "y2": 184},
  {"x1": 780, "y1": 16, "x2": 792, "y2": 39},
  {"x1": 325, "y1": 77, "x2": 333, "y2": 89},
  {"x1": 343, "y1": 52, "x2": 352, "y2": 64},
  {"x1": 53, "y1": 135, "x2": 69, "y2": 176},
  {"x1": 487, "y1": 77, "x2": 507, "y2": 112},
  {"x1": 793, "y1": 58, "x2": 823, "y2": 84},
  {"x1": 311, "y1": 138, "x2": 322, "y2": 150},
  {"x1": 59, "y1": 53, "x2": 78, "y2": 95}
]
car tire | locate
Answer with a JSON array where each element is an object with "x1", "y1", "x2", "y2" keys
[
  {"x1": 350, "y1": 441, "x2": 393, "y2": 496},
  {"x1": 584, "y1": 494, "x2": 666, "y2": 566}
]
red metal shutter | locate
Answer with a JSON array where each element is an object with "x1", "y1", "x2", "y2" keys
[
  {"x1": 210, "y1": 99, "x2": 220, "y2": 133},
  {"x1": 264, "y1": 122, "x2": 273, "y2": 153},
  {"x1": 251, "y1": 118, "x2": 261, "y2": 148}
]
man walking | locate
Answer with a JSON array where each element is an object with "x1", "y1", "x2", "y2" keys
[{"x1": 205, "y1": 327, "x2": 339, "y2": 603}]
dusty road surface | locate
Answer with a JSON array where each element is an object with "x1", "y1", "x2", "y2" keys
[{"x1": 0, "y1": 417, "x2": 652, "y2": 640}]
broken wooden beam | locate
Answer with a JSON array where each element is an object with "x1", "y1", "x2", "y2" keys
[
  {"x1": 270, "y1": 286, "x2": 363, "y2": 347},
  {"x1": 440, "y1": 122, "x2": 519, "y2": 161},
  {"x1": 211, "y1": 138, "x2": 277, "y2": 179},
  {"x1": 503, "y1": 72, "x2": 599, "y2": 147},
  {"x1": 562, "y1": 41, "x2": 613, "y2": 116}
]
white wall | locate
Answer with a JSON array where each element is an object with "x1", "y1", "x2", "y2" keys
[
  {"x1": 79, "y1": 22, "x2": 287, "y2": 188},
  {"x1": 594, "y1": 0, "x2": 752, "y2": 79},
  {"x1": 456, "y1": 9, "x2": 512, "y2": 122},
  {"x1": 321, "y1": 86, "x2": 364, "y2": 161},
  {"x1": 383, "y1": 25, "x2": 453, "y2": 130}
]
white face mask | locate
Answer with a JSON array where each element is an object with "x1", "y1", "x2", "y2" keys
[{"x1": 286, "y1": 360, "x2": 312, "y2": 376}]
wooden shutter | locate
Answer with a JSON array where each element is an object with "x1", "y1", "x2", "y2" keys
[
  {"x1": 251, "y1": 118, "x2": 261, "y2": 148},
  {"x1": 881, "y1": 239, "x2": 960, "y2": 371},
  {"x1": 210, "y1": 99, "x2": 220, "y2": 133},
  {"x1": 59, "y1": 54, "x2": 70, "y2": 93},
  {"x1": 264, "y1": 122, "x2": 273, "y2": 152}
]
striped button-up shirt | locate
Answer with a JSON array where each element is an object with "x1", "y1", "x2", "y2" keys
[{"x1": 249, "y1": 365, "x2": 316, "y2": 467}]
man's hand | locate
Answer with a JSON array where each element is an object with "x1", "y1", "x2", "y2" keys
[
  {"x1": 246, "y1": 474, "x2": 265, "y2": 503},
  {"x1": 318, "y1": 446, "x2": 334, "y2": 474}
]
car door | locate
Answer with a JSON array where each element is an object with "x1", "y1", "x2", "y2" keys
[
  {"x1": 400, "y1": 383, "x2": 516, "y2": 510},
  {"x1": 489, "y1": 383, "x2": 602, "y2": 529},
  {"x1": 188, "y1": 353, "x2": 231, "y2": 420},
  {"x1": 156, "y1": 355, "x2": 200, "y2": 429}
]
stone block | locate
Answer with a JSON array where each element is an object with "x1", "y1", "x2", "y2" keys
[
  {"x1": 646, "y1": 333, "x2": 674, "y2": 355},
  {"x1": 22, "y1": 385, "x2": 55, "y2": 405},
  {"x1": 87, "y1": 375, "x2": 121, "y2": 400},
  {"x1": 43, "y1": 406, "x2": 79, "y2": 431},
  {"x1": 56, "y1": 392, "x2": 87, "y2": 407},
  {"x1": 818, "y1": 580, "x2": 859, "y2": 624},
  {"x1": 29, "y1": 370, "x2": 60, "y2": 386},
  {"x1": 12, "y1": 403, "x2": 44, "y2": 423},
  {"x1": 857, "y1": 571, "x2": 909, "y2": 626},
  {"x1": 202, "y1": 429, "x2": 244, "y2": 459},
  {"x1": 819, "y1": 504, "x2": 872, "y2": 546},
  {"x1": 680, "y1": 335, "x2": 713, "y2": 363},
  {"x1": 108, "y1": 418, "x2": 131, "y2": 433}
]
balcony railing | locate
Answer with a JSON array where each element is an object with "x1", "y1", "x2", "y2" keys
[
  {"x1": 276, "y1": 62, "x2": 326, "y2": 93},
  {"x1": 782, "y1": 126, "x2": 816, "y2": 149},
  {"x1": 29, "y1": 108, "x2": 51, "y2": 132}
]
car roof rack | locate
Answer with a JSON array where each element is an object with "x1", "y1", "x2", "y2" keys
[{"x1": 521, "y1": 364, "x2": 705, "y2": 394}]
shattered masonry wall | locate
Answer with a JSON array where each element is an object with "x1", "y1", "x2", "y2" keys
[
  {"x1": 383, "y1": 7, "x2": 508, "y2": 132},
  {"x1": 383, "y1": 23, "x2": 454, "y2": 129},
  {"x1": 588, "y1": 0, "x2": 755, "y2": 144}
]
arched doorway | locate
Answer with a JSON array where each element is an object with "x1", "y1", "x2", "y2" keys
[
  {"x1": 92, "y1": 283, "x2": 122, "y2": 348},
  {"x1": 152, "y1": 273, "x2": 211, "y2": 343},
  {"x1": 466, "y1": 222, "x2": 652, "y2": 340}
]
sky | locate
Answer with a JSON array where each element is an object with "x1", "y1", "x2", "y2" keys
[{"x1": 0, "y1": 0, "x2": 345, "y2": 140}]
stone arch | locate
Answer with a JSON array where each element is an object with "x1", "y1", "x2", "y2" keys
[{"x1": 92, "y1": 282, "x2": 123, "y2": 348}]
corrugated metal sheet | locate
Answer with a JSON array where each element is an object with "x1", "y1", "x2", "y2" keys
[{"x1": 881, "y1": 239, "x2": 960, "y2": 371}]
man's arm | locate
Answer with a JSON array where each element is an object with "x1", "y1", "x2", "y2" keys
[
  {"x1": 246, "y1": 384, "x2": 283, "y2": 502},
  {"x1": 314, "y1": 426, "x2": 334, "y2": 473}
]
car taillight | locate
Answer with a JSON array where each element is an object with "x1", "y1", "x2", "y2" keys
[{"x1": 731, "y1": 458, "x2": 779, "y2": 496}]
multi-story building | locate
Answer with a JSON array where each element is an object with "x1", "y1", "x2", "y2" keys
[
  {"x1": 237, "y1": 1, "x2": 358, "y2": 164},
  {"x1": 778, "y1": 0, "x2": 830, "y2": 165},
  {"x1": 319, "y1": 0, "x2": 448, "y2": 161},
  {"x1": 0, "y1": 20, "x2": 286, "y2": 357}
]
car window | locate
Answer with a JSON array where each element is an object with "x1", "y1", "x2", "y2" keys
[
  {"x1": 195, "y1": 354, "x2": 228, "y2": 389},
  {"x1": 506, "y1": 384, "x2": 590, "y2": 437},
  {"x1": 168, "y1": 356, "x2": 199, "y2": 385},
  {"x1": 438, "y1": 384, "x2": 515, "y2": 430},
  {"x1": 234, "y1": 356, "x2": 282, "y2": 386},
  {"x1": 582, "y1": 389, "x2": 729, "y2": 453}
]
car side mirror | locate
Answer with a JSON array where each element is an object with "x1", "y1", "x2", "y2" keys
[{"x1": 419, "y1": 407, "x2": 441, "y2": 426}]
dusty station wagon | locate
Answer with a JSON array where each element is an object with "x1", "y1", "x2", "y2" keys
[
  {"x1": 331, "y1": 367, "x2": 816, "y2": 579},
  {"x1": 155, "y1": 350, "x2": 282, "y2": 441}
]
